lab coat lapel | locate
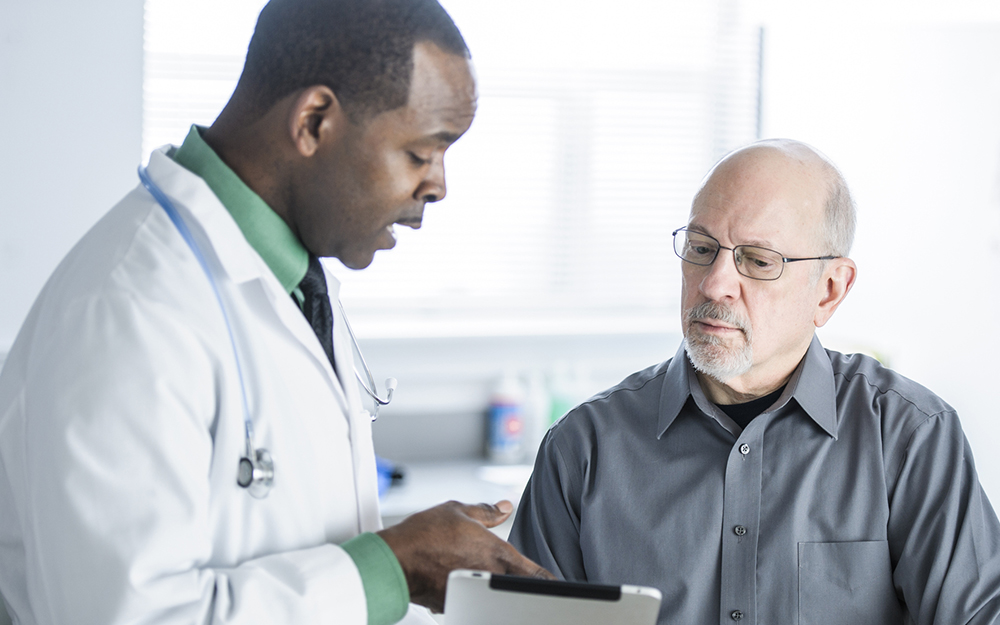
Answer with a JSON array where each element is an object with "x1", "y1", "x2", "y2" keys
[
  {"x1": 144, "y1": 149, "x2": 352, "y2": 414},
  {"x1": 145, "y1": 148, "x2": 376, "y2": 531},
  {"x1": 326, "y1": 269, "x2": 382, "y2": 532},
  {"x1": 145, "y1": 149, "x2": 261, "y2": 286}
]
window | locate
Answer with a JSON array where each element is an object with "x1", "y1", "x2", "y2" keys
[{"x1": 143, "y1": 0, "x2": 760, "y2": 338}]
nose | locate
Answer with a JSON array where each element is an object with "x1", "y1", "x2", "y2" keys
[
  {"x1": 697, "y1": 247, "x2": 743, "y2": 302},
  {"x1": 415, "y1": 156, "x2": 446, "y2": 203}
]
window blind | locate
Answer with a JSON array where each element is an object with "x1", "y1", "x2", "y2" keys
[{"x1": 143, "y1": 0, "x2": 760, "y2": 338}]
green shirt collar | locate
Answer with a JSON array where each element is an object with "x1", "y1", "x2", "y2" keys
[{"x1": 171, "y1": 125, "x2": 308, "y2": 294}]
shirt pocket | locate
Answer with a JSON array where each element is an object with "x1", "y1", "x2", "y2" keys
[{"x1": 798, "y1": 540, "x2": 903, "y2": 625}]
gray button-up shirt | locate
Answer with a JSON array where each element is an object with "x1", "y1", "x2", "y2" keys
[{"x1": 509, "y1": 336, "x2": 1000, "y2": 624}]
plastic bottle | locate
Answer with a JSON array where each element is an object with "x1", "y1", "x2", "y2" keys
[
  {"x1": 547, "y1": 363, "x2": 580, "y2": 426},
  {"x1": 487, "y1": 372, "x2": 526, "y2": 464},
  {"x1": 521, "y1": 370, "x2": 552, "y2": 464}
]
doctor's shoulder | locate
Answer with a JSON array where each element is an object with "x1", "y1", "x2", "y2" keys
[
  {"x1": 3, "y1": 183, "x2": 227, "y2": 392},
  {"x1": 32, "y1": 183, "x2": 213, "y2": 310}
]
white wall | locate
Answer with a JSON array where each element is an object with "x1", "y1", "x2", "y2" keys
[
  {"x1": 0, "y1": 0, "x2": 144, "y2": 352},
  {"x1": 761, "y1": 20, "x2": 1000, "y2": 502},
  {"x1": 0, "y1": 3, "x2": 142, "y2": 619}
]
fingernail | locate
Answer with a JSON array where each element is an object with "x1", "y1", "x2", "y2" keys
[{"x1": 495, "y1": 500, "x2": 513, "y2": 514}]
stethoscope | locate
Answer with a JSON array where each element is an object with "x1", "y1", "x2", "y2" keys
[{"x1": 138, "y1": 165, "x2": 395, "y2": 499}]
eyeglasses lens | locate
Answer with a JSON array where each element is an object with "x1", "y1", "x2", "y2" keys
[
  {"x1": 674, "y1": 229, "x2": 784, "y2": 280},
  {"x1": 674, "y1": 231, "x2": 718, "y2": 265},
  {"x1": 734, "y1": 247, "x2": 783, "y2": 280}
]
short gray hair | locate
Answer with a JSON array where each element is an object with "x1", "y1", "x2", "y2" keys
[{"x1": 818, "y1": 158, "x2": 857, "y2": 257}]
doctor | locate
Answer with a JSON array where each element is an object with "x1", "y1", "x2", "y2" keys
[{"x1": 0, "y1": 0, "x2": 550, "y2": 624}]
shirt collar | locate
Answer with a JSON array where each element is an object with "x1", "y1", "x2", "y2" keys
[
  {"x1": 656, "y1": 334, "x2": 839, "y2": 440},
  {"x1": 657, "y1": 342, "x2": 693, "y2": 437},
  {"x1": 786, "y1": 335, "x2": 839, "y2": 439},
  {"x1": 171, "y1": 125, "x2": 309, "y2": 294}
]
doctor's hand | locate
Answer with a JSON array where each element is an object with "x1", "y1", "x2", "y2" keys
[{"x1": 377, "y1": 499, "x2": 554, "y2": 613}]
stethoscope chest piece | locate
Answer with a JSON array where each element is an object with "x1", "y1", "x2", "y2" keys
[{"x1": 237, "y1": 448, "x2": 274, "y2": 499}]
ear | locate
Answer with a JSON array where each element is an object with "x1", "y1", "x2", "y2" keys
[
  {"x1": 813, "y1": 258, "x2": 857, "y2": 328},
  {"x1": 287, "y1": 85, "x2": 346, "y2": 158}
]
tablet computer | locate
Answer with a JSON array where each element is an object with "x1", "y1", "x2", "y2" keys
[{"x1": 443, "y1": 570, "x2": 662, "y2": 625}]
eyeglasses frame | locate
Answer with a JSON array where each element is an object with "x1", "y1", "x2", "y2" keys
[{"x1": 671, "y1": 227, "x2": 840, "y2": 281}]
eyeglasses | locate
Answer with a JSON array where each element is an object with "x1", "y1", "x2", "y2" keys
[{"x1": 672, "y1": 227, "x2": 839, "y2": 281}]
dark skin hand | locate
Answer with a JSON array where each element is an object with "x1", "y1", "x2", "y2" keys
[{"x1": 378, "y1": 499, "x2": 555, "y2": 613}]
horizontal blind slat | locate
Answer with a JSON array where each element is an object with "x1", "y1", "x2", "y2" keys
[{"x1": 144, "y1": 0, "x2": 759, "y2": 337}]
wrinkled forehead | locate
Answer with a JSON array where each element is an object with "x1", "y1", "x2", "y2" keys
[{"x1": 689, "y1": 146, "x2": 830, "y2": 249}]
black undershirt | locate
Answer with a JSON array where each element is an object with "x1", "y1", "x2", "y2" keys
[{"x1": 716, "y1": 385, "x2": 786, "y2": 430}]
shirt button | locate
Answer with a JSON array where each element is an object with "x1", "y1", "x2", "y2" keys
[
  {"x1": 739, "y1": 443, "x2": 750, "y2": 455},
  {"x1": 731, "y1": 610, "x2": 744, "y2": 620},
  {"x1": 734, "y1": 525, "x2": 747, "y2": 536}
]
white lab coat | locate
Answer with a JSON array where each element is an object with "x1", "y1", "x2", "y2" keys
[{"x1": 0, "y1": 148, "x2": 431, "y2": 624}]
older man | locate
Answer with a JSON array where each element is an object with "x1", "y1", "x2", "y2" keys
[{"x1": 509, "y1": 139, "x2": 1000, "y2": 624}]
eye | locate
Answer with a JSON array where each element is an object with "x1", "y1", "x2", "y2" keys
[
  {"x1": 407, "y1": 151, "x2": 430, "y2": 167},
  {"x1": 685, "y1": 242, "x2": 716, "y2": 260},
  {"x1": 739, "y1": 249, "x2": 778, "y2": 270}
]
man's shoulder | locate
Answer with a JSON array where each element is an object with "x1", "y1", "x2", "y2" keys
[
  {"x1": 67, "y1": 188, "x2": 161, "y2": 272},
  {"x1": 3, "y1": 186, "x2": 221, "y2": 376},
  {"x1": 36, "y1": 187, "x2": 200, "y2": 312},
  {"x1": 46, "y1": 153, "x2": 246, "y2": 310},
  {"x1": 548, "y1": 359, "x2": 671, "y2": 441},
  {"x1": 826, "y1": 349, "x2": 955, "y2": 424}
]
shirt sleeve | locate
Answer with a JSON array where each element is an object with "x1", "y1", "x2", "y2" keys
[
  {"x1": 341, "y1": 533, "x2": 410, "y2": 625},
  {"x1": 508, "y1": 426, "x2": 588, "y2": 581},
  {"x1": 887, "y1": 411, "x2": 1000, "y2": 625}
]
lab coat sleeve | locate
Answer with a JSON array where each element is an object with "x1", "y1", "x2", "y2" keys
[
  {"x1": 508, "y1": 421, "x2": 589, "y2": 581},
  {"x1": 886, "y1": 411, "x2": 1000, "y2": 625},
  {"x1": 396, "y1": 605, "x2": 440, "y2": 625},
  {"x1": 7, "y1": 282, "x2": 370, "y2": 625}
]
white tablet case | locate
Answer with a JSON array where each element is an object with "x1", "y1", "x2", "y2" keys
[{"x1": 443, "y1": 570, "x2": 662, "y2": 625}]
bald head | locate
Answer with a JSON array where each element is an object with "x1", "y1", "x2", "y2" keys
[{"x1": 694, "y1": 139, "x2": 856, "y2": 257}]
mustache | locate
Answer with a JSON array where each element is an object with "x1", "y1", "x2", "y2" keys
[{"x1": 685, "y1": 301, "x2": 751, "y2": 337}]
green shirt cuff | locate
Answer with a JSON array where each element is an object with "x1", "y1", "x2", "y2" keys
[{"x1": 342, "y1": 532, "x2": 410, "y2": 625}]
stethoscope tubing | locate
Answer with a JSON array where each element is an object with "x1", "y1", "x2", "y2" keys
[
  {"x1": 338, "y1": 302, "x2": 394, "y2": 417},
  {"x1": 138, "y1": 164, "x2": 394, "y2": 498},
  {"x1": 137, "y1": 166, "x2": 258, "y2": 462}
]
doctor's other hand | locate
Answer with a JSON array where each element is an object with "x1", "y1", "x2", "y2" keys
[{"x1": 377, "y1": 499, "x2": 554, "y2": 613}]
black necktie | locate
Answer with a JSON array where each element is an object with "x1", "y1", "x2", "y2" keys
[{"x1": 297, "y1": 254, "x2": 337, "y2": 375}]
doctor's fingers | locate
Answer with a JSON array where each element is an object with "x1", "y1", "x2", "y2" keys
[
  {"x1": 460, "y1": 500, "x2": 514, "y2": 528},
  {"x1": 439, "y1": 500, "x2": 554, "y2": 578},
  {"x1": 495, "y1": 541, "x2": 556, "y2": 580}
]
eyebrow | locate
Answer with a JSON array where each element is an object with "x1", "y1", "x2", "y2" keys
[
  {"x1": 418, "y1": 130, "x2": 463, "y2": 146},
  {"x1": 438, "y1": 130, "x2": 464, "y2": 142},
  {"x1": 686, "y1": 223, "x2": 777, "y2": 250}
]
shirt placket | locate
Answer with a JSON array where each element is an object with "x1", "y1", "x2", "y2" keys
[{"x1": 719, "y1": 422, "x2": 764, "y2": 625}]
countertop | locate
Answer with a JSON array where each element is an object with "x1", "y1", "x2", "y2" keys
[{"x1": 379, "y1": 461, "x2": 534, "y2": 541}]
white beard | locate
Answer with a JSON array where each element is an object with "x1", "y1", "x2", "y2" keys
[{"x1": 683, "y1": 301, "x2": 753, "y2": 384}]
